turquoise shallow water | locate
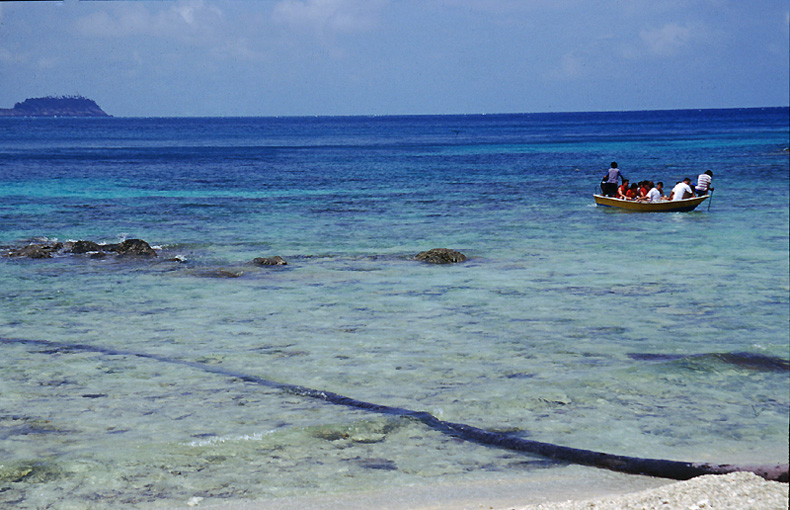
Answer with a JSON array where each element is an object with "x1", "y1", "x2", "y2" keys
[{"x1": 0, "y1": 109, "x2": 788, "y2": 508}]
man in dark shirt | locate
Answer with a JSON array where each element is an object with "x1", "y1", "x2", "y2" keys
[{"x1": 601, "y1": 162, "x2": 625, "y2": 197}]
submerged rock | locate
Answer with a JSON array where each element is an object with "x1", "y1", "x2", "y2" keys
[
  {"x1": 253, "y1": 256, "x2": 287, "y2": 266},
  {"x1": 628, "y1": 351, "x2": 790, "y2": 372},
  {"x1": 0, "y1": 461, "x2": 61, "y2": 483},
  {"x1": 354, "y1": 457, "x2": 398, "y2": 470},
  {"x1": 192, "y1": 269, "x2": 243, "y2": 279},
  {"x1": 415, "y1": 248, "x2": 467, "y2": 264}
]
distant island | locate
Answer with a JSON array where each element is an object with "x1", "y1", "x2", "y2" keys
[{"x1": 0, "y1": 96, "x2": 111, "y2": 117}]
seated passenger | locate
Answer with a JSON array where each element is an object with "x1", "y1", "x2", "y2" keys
[
  {"x1": 669, "y1": 178, "x2": 694, "y2": 201},
  {"x1": 644, "y1": 181, "x2": 664, "y2": 202},
  {"x1": 617, "y1": 179, "x2": 630, "y2": 199},
  {"x1": 655, "y1": 181, "x2": 667, "y2": 198},
  {"x1": 626, "y1": 183, "x2": 639, "y2": 200}
]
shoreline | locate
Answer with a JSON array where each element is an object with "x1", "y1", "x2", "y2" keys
[
  {"x1": 514, "y1": 472, "x2": 788, "y2": 510},
  {"x1": 160, "y1": 468, "x2": 788, "y2": 510}
]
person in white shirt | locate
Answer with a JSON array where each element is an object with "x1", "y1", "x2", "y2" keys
[
  {"x1": 645, "y1": 181, "x2": 663, "y2": 202},
  {"x1": 669, "y1": 178, "x2": 694, "y2": 201},
  {"x1": 695, "y1": 170, "x2": 714, "y2": 195}
]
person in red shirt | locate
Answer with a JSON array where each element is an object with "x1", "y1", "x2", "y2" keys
[
  {"x1": 626, "y1": 183, "x2": 639, "y2": 200},
  {"x1": 617, "y1": 179, "x2": 630, "y2": 199},
  {"x1": 639, "y1": 181, "x2": 648, "y2": 198}
]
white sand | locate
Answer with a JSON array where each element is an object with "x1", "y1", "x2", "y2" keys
[
  {"x1": 187, "y1": 469, "x2": 787, "y2": 510},
  {"x1": 513, "y1": 472, "x2": 788, "y2": 510}
]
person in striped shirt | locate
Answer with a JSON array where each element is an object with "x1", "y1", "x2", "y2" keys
[{"x1": 695, "y1": 170, "x2": 714, "y2": 195}]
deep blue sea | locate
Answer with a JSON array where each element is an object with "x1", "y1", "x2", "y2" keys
[{"x1": 1, "y1": 108, "x2": 788, "y2": 509}]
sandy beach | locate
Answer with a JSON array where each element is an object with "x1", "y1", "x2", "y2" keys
[
  {"x1": 189, "y1": 469, "x2": 787, "y2": 510},
  {"x1": 513, "y1": 472, "x2": 788, "y2": 510}
]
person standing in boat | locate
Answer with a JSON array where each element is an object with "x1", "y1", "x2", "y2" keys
[
  {"x1": 601, "y1": 162, "x2": 625, "y2": 197},
  {"x1": 695, "y1": 170, "x2": 714, "y2": 195},
  {"x1": 669, "y1": 178, "x2": 694, "y2": 201}
]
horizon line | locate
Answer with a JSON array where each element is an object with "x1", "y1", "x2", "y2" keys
[{"x1": 43, "y1": 105, "x2": 790, "y2": 120}]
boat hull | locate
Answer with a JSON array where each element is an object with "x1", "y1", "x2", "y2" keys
[{"x1": 593, "y1": 194, "x2": 708, "y2": 212}]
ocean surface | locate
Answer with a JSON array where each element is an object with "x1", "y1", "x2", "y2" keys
[{"x1": 1, "y1": 108, "x2": 788, "y2": 509}]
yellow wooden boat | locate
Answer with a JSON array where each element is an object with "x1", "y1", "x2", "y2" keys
[{"x1": 593, "y1": 194, "x2": 708, "y2": 212}]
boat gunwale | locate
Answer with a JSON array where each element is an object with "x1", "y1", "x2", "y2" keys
[{"x1": 592, "y1": 194, "x2": 708, "y2": 212}]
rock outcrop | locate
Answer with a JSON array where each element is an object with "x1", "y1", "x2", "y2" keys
[
  {"x1": 65, "y1": 240, "x2": 103, "y2": 254},
  {"x1": 415, "y1": 248, "x2": 467, "y2": 264},
  {"x1": 5, "y1": 239, "x2": 156, "y2": 259},
  {"x1": 105, "y1": 239, "x2": 157, "y2": 257},
  {"x1": 253, "y1": 256, "x2": 287, "y2": 266},
  {"x1": 5, "y1": 242, "x2": 64, "y2": 259}
]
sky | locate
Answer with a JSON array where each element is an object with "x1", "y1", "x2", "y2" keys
[{"x1": 0, "y1": 0, "x2": 788, "y2": 117}]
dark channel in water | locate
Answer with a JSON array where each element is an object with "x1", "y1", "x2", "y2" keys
[{"x1": 3, "y1": 336, "x2": 787, "y2": 483}]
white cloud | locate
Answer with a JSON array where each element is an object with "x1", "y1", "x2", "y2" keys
[
  {"x1": 547, "y1": 51, "x2": 583, "y2": 80},
  {"x1": 71, "y1": 0, "x2": 278, "y2": 68},
  {"x1": 74, "y1": 0, "x2": 223, "y2": 43},
  {"x1": 436, "y1": 0, "x2": 582, "y2": 14},
  {"x1": 273, "y1": 0, "x2": 385, "y2": 34},
  {"x1": 211, "y1": 38, "x2": 269, "y2": 63},
  {"x1": 639, "y1": 22, "x2": 696, "y2": 56},
  {"x1": 36, "y1": 56, "x2": 58, "y2": 70}
]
